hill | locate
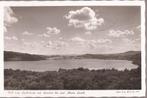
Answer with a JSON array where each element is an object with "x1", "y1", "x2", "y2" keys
[
  {"x1": 4, "y1": 51, "x2": 48, "y2": 61},
  {"x1": 77, "y1": 51, "x2": 141, "y2": 66},
  {"x1": 4, "y1": 51, "x2": 141, "y2": 66}
]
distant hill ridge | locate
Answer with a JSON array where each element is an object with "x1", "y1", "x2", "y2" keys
[
  {"x1": 4, "y1": 51, "x2": 141, "y2": 66},
  {"x1": 4, "y1": 51, "x2": 48, "y2": 61},
  {"x1": 78, "y1": 51, "x2": 140, "y2": 59}
]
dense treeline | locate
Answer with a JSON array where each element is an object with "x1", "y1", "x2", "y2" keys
[{"x1": 4, "y1": 67, "x2": 141, "y2": 90}]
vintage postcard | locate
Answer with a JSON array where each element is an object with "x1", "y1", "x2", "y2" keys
[{"x1": 0, "y1": 1, "x2": 145, "y2": 97}]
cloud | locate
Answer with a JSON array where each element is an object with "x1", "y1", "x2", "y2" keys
[
  {"x1": 85, "y1": 31, "x2": 92, "y2": 35},
  {"x1": 122, "y1": 38, "x2": 140, "y2": 51},
  {"x1": 46, "y1": 27, "x2": 60, "y2": 35},
  {"x1": 38, "y1": 33, "x2": 50, "y2": 38},
  {"x1": 65, "y1": 7, "x2": 104, "y2": 30},
  {"x1": 136, "y1": 25, "x2": 141, "y2": 31},
  {"x1": 71, "y1": 37, "x2": 111, "y2": 43},
  {"x1": 21, "y1": 39, "x2": 40, "y2": 48},
  {"x1": 59, "y1": 37, "x2": 63, "y2": 40},
  {"x1": 23, "y1": 42, "x2": 33, "y2": 47},
  {"x1": 122, "y1": 38, "x2": 134, "y2": 43},
  {"x1": 4, "y1": 7, "x2": 18, "y2": 32},
  {"x1": 45, "y1": 40, "x2": 68, "y2": 49},
  {"x1": 22, "y1": 31, "x2": 33, "y2": 35},
  {"x1": 38, "y1": 27, "x2": 60, "y2": 38},
  {"x1": 4, "y1": 36, "x2": 18, "y2": 40},
  {"x1": 71, "y1": 37, "x2": 87, "y2": 48},
  {"x1": 85, "y1": 39, "x2": 111, "y2": 49},
  {"x1": 71, "y1": 36, "x2": 111, "y2": 49},
  {"x1": 71, "y1": 37, "x2": 85, "y2": 42},
  {"x1": 108, "y1": 29, "x2": 134, "y2": 37},
  {"x1": 97, "y1": 39, "x2": 112, "y2": 43}
]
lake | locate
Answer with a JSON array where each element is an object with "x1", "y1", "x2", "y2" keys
[{"x1": 4, "y1": 59, "x2": 138, "y2": 72}]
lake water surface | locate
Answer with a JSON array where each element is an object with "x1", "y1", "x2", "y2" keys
[{"x1": 4, "y1": 59, "x2": 138, "y2": 72}]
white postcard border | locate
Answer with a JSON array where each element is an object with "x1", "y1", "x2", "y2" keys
[{"x1": 0, "y1": 1, "x2": 145, "y2": 97}]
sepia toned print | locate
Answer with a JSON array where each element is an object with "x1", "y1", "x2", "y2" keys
[
  {"x1": 4, "y1": 6, "x2": 141, "y2": 90},
  {"x1": 0, "y1": 1, "x2": 145, "y2": 97}
]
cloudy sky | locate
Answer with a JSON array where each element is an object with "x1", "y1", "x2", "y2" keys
[{"x1": 4, "y1": 6, "x2": 141, "y2": 55}]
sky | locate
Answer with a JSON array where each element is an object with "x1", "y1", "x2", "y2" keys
[{"x1": 4, "y1": 6, "x2": 141, "y2": 55}]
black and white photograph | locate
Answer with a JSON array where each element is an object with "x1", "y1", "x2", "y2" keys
[{"x1": 0, "y1": 1, "x2": 145, "y2": 97}]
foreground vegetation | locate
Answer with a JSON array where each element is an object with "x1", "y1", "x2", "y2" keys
[{"x1": 4, "y1": 66, "x2": 141, "y2": 90}]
